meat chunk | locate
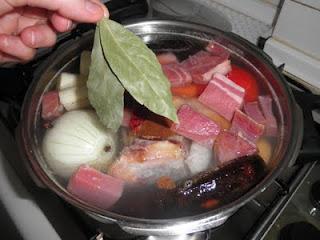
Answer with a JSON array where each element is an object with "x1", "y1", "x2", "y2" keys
[
  {"x1": 198, "y1": 73, "x2": 245, "y2": 121},
  {"x1": 41, "y1": 91, "x2": 64, "y2": 121},
  {"x1": 67, "y1": 165, "x2": 124, "y2": 210},
  {"x1": 171, "y1": 104, "x2": 221, "y2": 148},
  {"x1": 243, "y1": 101, "x2": 266, "y2": 124},
  {"x1": 258, "y1": 96, "x2": 278, "y2": 136},
  {"x1": 214, "y1": 131, "x2": 257, "y2": 164},
  {"x1": 157, "y1": 52, "x2": 178, "y2": 65},
  {"x1": 181, "y1": 51, "x2": 230, "y2": 84},
  {"x1": 108, "y1": 139, "x2": 189, "y2": 184},
  {"x1": 162, "y1": 63, "x2": 192, "y2": 87},
  {"x1": 230, "y1": 110, "x2": 264, "y2": 143},
  {"x1": 172, "y1": 96, "x2": 230, "y2": 130}
]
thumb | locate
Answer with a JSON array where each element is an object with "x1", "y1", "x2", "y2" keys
[{"x1": 0, "y1": 0, "x2": 108, "y2": 23}]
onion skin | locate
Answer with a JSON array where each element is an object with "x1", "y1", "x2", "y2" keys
[{"x1": 42, "y1": 110, "x2": 118, "y2": 179}]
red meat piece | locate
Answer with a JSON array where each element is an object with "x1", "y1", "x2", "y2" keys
[
  {"x1": 214, "y1": 131, "x2": 257, "y2": 164},
  {"x1": 41, "y1": 91, "x2": 64, "y2": 121},
  {"x1": 171, "y1": 104, "x2": 221, "y2": 148},
  {"x1": 258, "y1": 96, "x2": 278, "y2": 136},
  {"x1": 162, "y1": 63, "x2": 192, "y2": 87},
  {"x1": 198, "y1": 73, "x2": 245, "y2": 121},
  {"x1": 67, "y1": 165, "x2": 124, "y2": 210},
  {"x1": 243, "y1": 101, "x2": 266, "y2": 124},
  {"x1": 230, "y1": 110, "x2": 265, "y2": 143}
]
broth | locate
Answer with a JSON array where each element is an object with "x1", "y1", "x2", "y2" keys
[{"x1": 39, "y1": 37, "x2": 278, "y2": 219}]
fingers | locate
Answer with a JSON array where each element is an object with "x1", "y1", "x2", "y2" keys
[
  {"x1": 20, "y1": 24, "x2": 57, "y2": 48},
  {"x1": 0, "y1": 52, "x2": 20, "y2": 64},
  {"x1": 50, "y1": 13, "x2": 74, "y2": 33},
  {"x1": 0, "y1": 34, "x2": 36, "y2": 61},
  {"x1": 2, "y1": 0, "x2": 108, "y2": 22}
]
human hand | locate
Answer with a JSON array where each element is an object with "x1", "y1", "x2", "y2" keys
[{"x1": 0, "y1": 0, "x2": 108, "y2": 63}]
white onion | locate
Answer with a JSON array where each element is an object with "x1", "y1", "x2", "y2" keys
[
  {"x1": 185, "y1": 142, "x2": 215, "y2": 175},
  {"x1": 42, "y1": 110, "x2": 117, "y2": 179}
]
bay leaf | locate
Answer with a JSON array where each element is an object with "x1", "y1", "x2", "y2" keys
[
  {"x1": 98, "y1": 19, "x2": 178, "y2": 123},
  {"x1": 87, "y1": 26, "x2": 125, "y2": 131}
]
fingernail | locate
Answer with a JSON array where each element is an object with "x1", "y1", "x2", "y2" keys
[
  {"x1": 2, "y1": 36, "x2": 9, "y2": 47},
  {"x1": 85, "y1": 1, "x2": 102, "y2": 14},
  {"x1": 66, "y1": 19, "x2": 72, "y2": 30},
  {"x1": 30, "y1": 31, "x2": 36, "y2": 46}
]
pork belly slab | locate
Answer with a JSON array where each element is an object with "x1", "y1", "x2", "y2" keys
[
  {"x1": 67, "y1": 165, "x2": 124, "y2": 210},
  {"x1": 230, "y1": 110, "x2": 265, "y2": 143},
  {"x1": 199, "y1": 73, "x2": 245, "y2": 121},
  {"x1": 214, "y1": 131, "x2": 257, "y2": 164},
  {"x1": 259, "y1": 96, "x2": 278, "y2": 136},
  {"x1": 162, "y1": 63, "x2": 192, "y2": 87},
  {"x1": 243, "y1": 101, "x2": 266, "y2": 124},
  {"x1": 41, "y1": 91, "x2": 64, "y2": 121},
  {"x1": 171, "y1": 104, "x2": 221, "y2": 148},
  {"x1": 108, "y1": 139, "x2": 189, "y2": 185},
  {"x1": 181, "y1": 51, "x2": 231, "y2": 84}
]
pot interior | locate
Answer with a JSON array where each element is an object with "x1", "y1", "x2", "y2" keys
[{"x1": 21, "y1": 20, "x2": 298, "y2": 223}]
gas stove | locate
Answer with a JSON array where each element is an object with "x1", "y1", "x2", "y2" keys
[{"x1": 1, "y1": 1, "x2": 320, "y2": 240}]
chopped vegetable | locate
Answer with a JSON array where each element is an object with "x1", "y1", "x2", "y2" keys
[
  {"x1": 257, "y1": 137, "x2": 272, "y2": 163},
  {"x1": 57, "y1": 73, "x2": 86, "y2": 90},
  {"x1": 228, "y1": 64, "x2": 259, "y2": 102},
  {"x1": 58, "y1": 85, "x2": 90, "y2": 111},
  {"x1": 201, "y1": 199, "x2": 219, "y2": 209},
  {"x1": 171, "y1": 83, "x2": 207, "y2": 98},
  {"x1": 156, "y1": 176, "x2": 176, "y2": 190},
  {"x1": 42, "y1": 110, "x2": 118, "y2": 178}
]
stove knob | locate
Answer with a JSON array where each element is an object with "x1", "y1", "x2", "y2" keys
[
  {"x1": 310, "y1": 180, "x2": 320, "y2": 209},
  {"x1": 279, "y1": 222, "x2": 320, "y2": 240}
]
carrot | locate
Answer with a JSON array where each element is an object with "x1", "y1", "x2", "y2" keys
[
  {"x1": 201, "y1": 199, "x2": 220, "y2": 209},
  {"x1": 156, "y1": 176, "x2": 176, "y2": 190},
  {"x1": 171, "y1": 83, "x2": 207, "y2": 98}
]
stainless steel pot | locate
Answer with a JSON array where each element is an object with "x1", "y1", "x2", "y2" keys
[{"x1": 18, "y1": 20, "x2": 304, "y2": 236}]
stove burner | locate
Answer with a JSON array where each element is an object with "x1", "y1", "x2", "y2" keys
[{"x1": 279, "y1": 222, "x2": 320, "y2": 240}]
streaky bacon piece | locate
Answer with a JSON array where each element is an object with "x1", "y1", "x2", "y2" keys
[
  {"x1": 181, "y1": 51, "x2": 230, "y2": 84},
  {"x1": 258, "y1": 96, "x2": 278, "y2": 136},
  {"x1": 67, "y1": 165, "x2": 124, "y2": 210},
  {"x1": 162, "y1": 63, "x2": 192, "y2": 87},
  {"x1": 108, "y1": 139, "x2": 189, "y2": 184},
  {"x1": 198, "y1": 73, "x2": 245, "y2": 121},
  {"x1": 171, "y1": 104, "x2": 221, "y2": 148},
  {"x1": 172, "y1": 96, "x2": 231, "y2": 130},
  {"x1": 230, "y1": 110, "x2": 265, "y2": 143},
  {"x1": 157, "y1": 52, "x2": 178, "y2": 65},
  {"x1": 41, "y1": 91, "x2": 64, "y2": 121},
  {"x1": 243, "y1": 101, "x2": 266, "y2": 124},
  {"x1": 214, "y1": 131, "x2": 257, "y2": 164}
]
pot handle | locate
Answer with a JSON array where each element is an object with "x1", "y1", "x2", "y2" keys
[{"x1": 292, "y1": 89, "x2": 320, "y2": 165}]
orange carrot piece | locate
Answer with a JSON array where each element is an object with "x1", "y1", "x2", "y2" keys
[
  {"x1": 171, "y1": 83, "x2": 207, "y2": 98},
  {"x1": 201, "y1": 199, "x2": 220, "y2": 209},
  {"x1": 156, "y1": 176, "x2": 176, "y2": 190}
]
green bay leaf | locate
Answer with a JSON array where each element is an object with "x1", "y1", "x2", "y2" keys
[
  {"x1": 99, "y1": 19, "x2": 178, "y2": 123},
  {"x1": 87, "y1": 26, "x2": 125, "y2": 131}
]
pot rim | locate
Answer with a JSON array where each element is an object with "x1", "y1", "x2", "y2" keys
[{"x1": 19, "y1": 19, "x2": 303, "y2": 232}]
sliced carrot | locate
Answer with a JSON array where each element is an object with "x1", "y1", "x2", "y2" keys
[
  {"x1": 156, "y1": 176, "x2": 176, "y2": 190},
  {"x1": 201, "y1": 199, "x2": 220, "y2": 209},
  {"x1": 171, "y1": 83, "x2": 207, "y2": 98}
]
